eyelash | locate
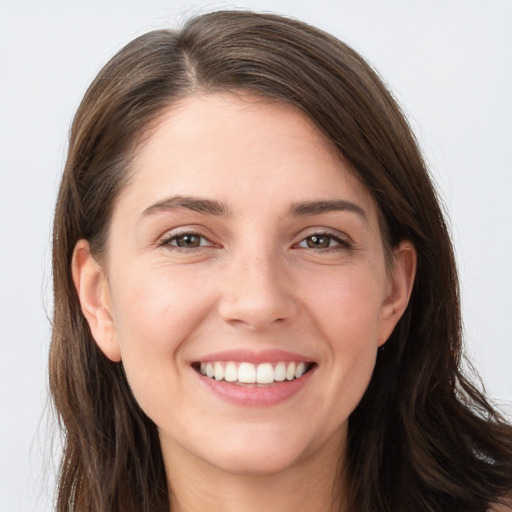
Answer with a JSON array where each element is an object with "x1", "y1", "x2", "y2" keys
[
  {"x1": 295, "y1": 232, "x2": 352, "y2": 251},
  {"x1": 158, "y1": 230, "x2": 351, "y2": 252},
  {"x1": 158, "y1": 231, "x2": 214, "y2": 252}
]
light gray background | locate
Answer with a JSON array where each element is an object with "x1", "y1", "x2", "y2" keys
[{"x1": 1, "y1": 1, "x2": 511, "y2": 510}]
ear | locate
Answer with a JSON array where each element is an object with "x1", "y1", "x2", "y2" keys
[
  {"x1": 71, "y1": 240, "x2": 121, "y2": 362},
  {"x1": 377, "y1": 240, "x2": 417, "y2": 346}
]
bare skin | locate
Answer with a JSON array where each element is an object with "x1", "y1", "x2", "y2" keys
[
  {"x1": 164, "y1": 425, "x2": 346, "y2": 512},
  {"x1": 73, "y1": 94, "x2": 416, "y2": 511}
]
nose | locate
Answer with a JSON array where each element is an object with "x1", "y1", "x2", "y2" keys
[{"x1": 218, "y1": 250, "x2": 298, "y2": 330}]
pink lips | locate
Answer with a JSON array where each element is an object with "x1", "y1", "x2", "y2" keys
[
  {"x1": 194, "y1": 349, "x2": 312, "y2": 364},
  {"x1": 192, "y1": 349, "x2": 316, "y2": 407}
]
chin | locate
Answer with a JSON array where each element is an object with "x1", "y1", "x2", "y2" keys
[
  {"x1": 199, "y1": 426, "x2": 324, "y2": 477},
  {"x1": 213, "y1": 448, "x2": 305, "y2": 477}
]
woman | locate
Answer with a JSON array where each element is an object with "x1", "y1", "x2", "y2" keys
[{"x1": 49, "y1": 10, "x2": 512, "y2": 512}]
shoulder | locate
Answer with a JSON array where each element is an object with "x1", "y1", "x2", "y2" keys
[
  {"x1": 489, "y1": 494, "x2": 512, "y2": 512},
  {"x1": 489, "y1": 504, "x2": 512, "y2": 512}
]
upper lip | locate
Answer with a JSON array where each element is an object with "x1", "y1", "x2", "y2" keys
[{"x1": 191, "y1": 349, "x2": 314, "y2": 364}]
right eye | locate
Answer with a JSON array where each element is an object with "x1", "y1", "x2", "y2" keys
[{"x1": 159, "y1": 232, "x2": 213, "y2": 250}]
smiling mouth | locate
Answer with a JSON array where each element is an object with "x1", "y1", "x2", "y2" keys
[{"x1": 192, "y1": 361, "x2": 315, "y2": 386}]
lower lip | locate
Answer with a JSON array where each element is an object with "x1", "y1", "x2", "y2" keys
[{"x1": 196, "y1": 367, "x2": 315, "y2": 407}]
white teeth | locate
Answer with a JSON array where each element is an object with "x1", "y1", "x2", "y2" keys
[
  {"x1": 198, "y1": 361, "x2": 310, "y2": 384},
  {"x1": 274, "y1": 362, "x2": 286, "y2": 381},
  {"x1": 224, "y1": 362, "x2": 238, "y2": 382},
  {"x1": 256, "y1": 363, "x2": 274, "y2": 384},
  {"x1": 285, "y1": 362, "x2": 296, "y2": 381},
  {"x1": 295, "y1": 362, "x2": 306, "y2": 379},
  {"x1": 214, "y1": 362, "x2": 224, "y2": 381},
  {"x1": 238, "y1": 362, "x2": 256, "y2": 383}
]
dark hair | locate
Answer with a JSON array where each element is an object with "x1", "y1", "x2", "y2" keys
[{"x1": 49, "y1": 10, "x2": 512, "y2": 512}]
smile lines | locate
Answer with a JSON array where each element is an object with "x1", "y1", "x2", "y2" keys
[{"x1": 196, "y1": 361, "x2": 312, "y2": 385}]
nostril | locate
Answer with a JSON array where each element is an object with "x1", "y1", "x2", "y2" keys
[{"x1": 218, "y1": 273, "x2": 298, "y2": 329}]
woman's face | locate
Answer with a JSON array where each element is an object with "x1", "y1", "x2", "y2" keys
[{"x1": 76, "y1": 94, "x2": 414, "y2": 477}]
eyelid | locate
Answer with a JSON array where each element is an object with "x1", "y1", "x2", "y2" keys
[
  {"x1": 157, "y1": 228, "x2": 219, "y2": 249},
  {"x1": 155, "y1": 226, "x2": 352, "y2": 251},
  {"x1": 294, "y1": 228, "x2": 353, "y2": 249}
]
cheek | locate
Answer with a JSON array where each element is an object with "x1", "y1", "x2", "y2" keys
[
  {"x1": 108, "y1": 263, "x2": 217, "y2": 399},
  {"x1": 111, "y1": 262, "x2": 214, "y2": 343},
  {"x1": 301, "y1": 267, "x2": 384, "y2": 406},
  {"x1": 303, "y1": 266, "x2": 386, "y2": 344}
]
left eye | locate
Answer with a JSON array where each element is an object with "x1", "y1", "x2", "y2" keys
[
  {"x1": 297, "y1": 234, "x2": 345, "y2": 249},
  {"x1": 162, "y1": 233, "x2": 210, "y2": 249}
]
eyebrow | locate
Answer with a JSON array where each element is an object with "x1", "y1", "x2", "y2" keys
[
  {"x1": 288, "y1": 199, "x2": 368, "y2": 223},
  {"x1": 142, "y1": 195, "x2": 230, "y2": 217},
  {"x1": 141, "y1": 196, "x2": 368, "y2": 222}
]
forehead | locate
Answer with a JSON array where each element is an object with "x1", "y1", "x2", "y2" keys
[{"x1": 121, "y1": 93, "x2": 377, "y2": 219}]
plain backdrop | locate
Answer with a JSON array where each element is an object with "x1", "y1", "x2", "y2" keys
[{"x1": 1, "y1": 1, "x2": 511, "y2": 510}]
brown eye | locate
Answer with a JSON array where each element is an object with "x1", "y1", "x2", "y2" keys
[
  {"x1": 297, "y1": 233, "x2": 350, "y2": 250},
  {"x1": 305, "y1": 235, "x2": 332, "y2": 249},
  {"x1": 173, "y1": 234, "x2": 202, "y2": 248},
  {"x1": 161, "y1": 232, "x2": 210, "y2": 249}
]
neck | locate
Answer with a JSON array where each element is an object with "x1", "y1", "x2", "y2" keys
[{"x1": 161, "y1": 431, "x2": 347, "y2": 512}]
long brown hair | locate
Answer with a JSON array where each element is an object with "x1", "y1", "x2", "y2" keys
[{"x1": 50, "y1": 10, "x2": 512, "y2": 512}]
